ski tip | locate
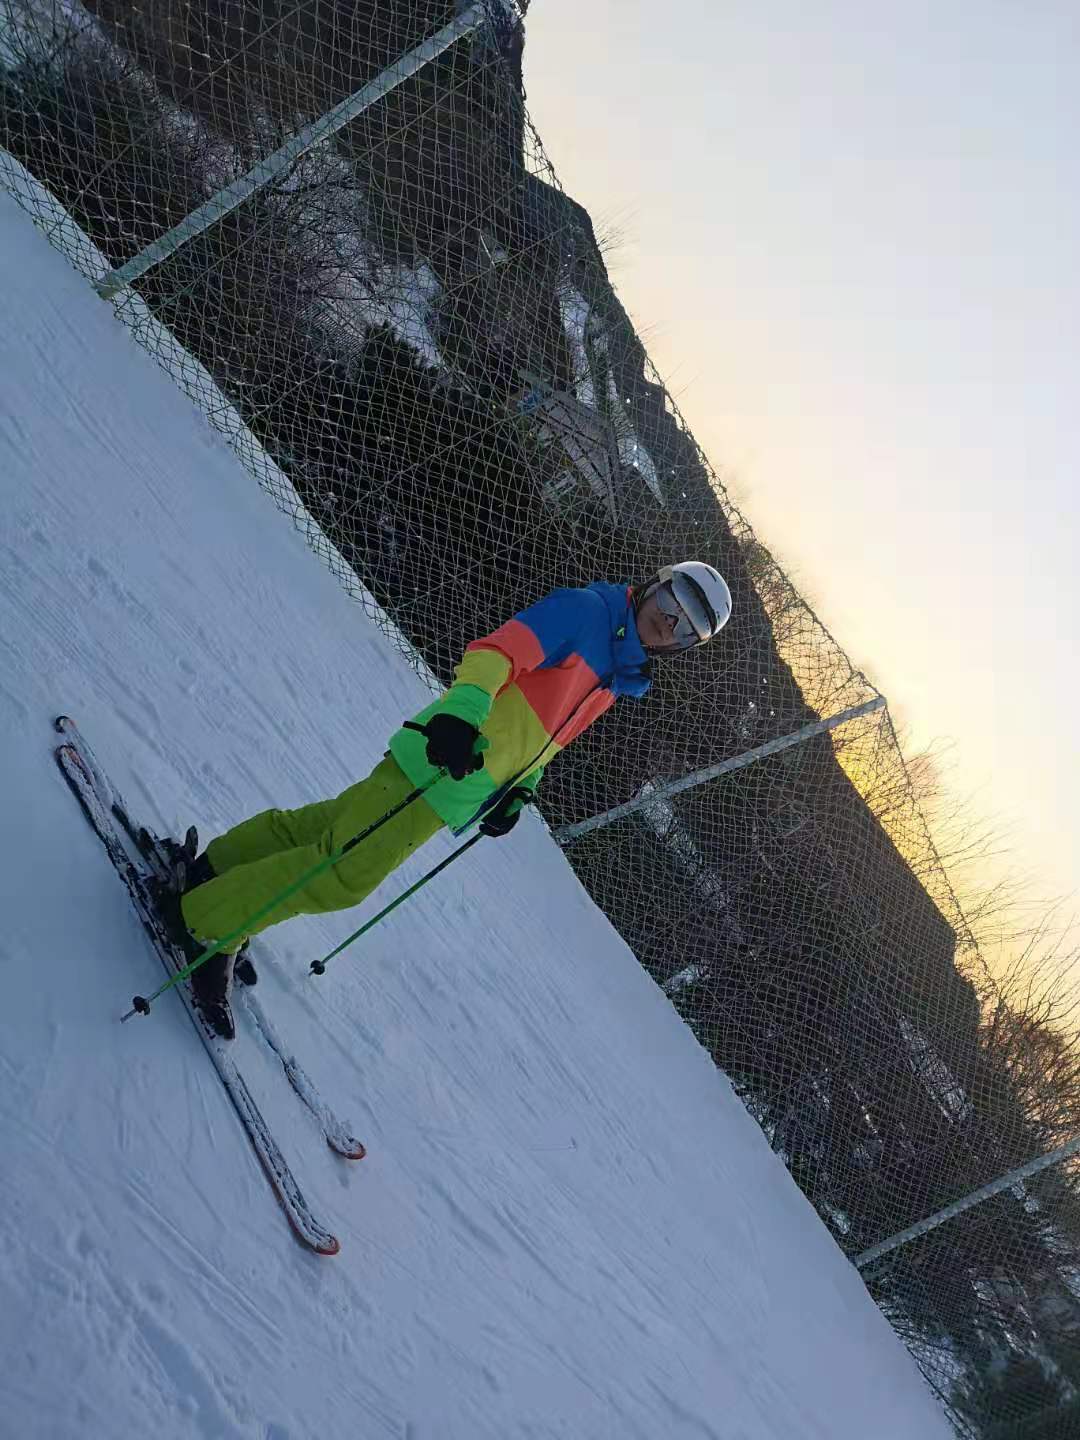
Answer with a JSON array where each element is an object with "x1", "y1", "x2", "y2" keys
[
  {"x1": 54, "y1": 714, "x2": 73, "y2": 733},
  {"x1": 330, "y1": 1139, "x2": 367, "y2": 1161},
  {"x1": 55, "y1": 742, "x2": 87, "y2": 780},
  {"x1": 281, "y1": 1206, "x2": 340, "y2": 1255}
]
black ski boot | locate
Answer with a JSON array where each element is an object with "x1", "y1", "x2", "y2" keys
[
  {"x1": 153, "y1": 853, "x2": 238, "y2": 1041},
  {"x1": 234, "y1": 943, "x2": 257, "y2": 988},
  {"x1": 189, "y1": 950, "x2": 237, "y2": 1042},
  {"x1": 179, "y1": 849, "x2": 215, "y2": 892},
  {"x1": 152, "y1": 826, "x2": 199, "y2": 872}
]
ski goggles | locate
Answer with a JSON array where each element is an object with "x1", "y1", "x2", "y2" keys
[{"x1": 652, "y1": 568, "x2": 718, "y2": 650}]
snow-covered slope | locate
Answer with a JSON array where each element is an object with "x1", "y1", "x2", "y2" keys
[{"x1": 0, "y1": 185, "x2": 950, "y2": 1440}]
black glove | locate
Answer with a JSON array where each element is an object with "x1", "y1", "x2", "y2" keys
[
  {"x1": 423, "y1": 713, "x2": 484, "y2": 781},
  {"x1": 480, "y1": 786, "x2": 533, "y2": 839}
]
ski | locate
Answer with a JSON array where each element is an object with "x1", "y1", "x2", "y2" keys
[
  {"x1": 238, "y1": 981, "x2": 367, "y2": 1161},
  {"x1": 102, "y1": 769, "x2": 369, "y2": 1164},
  {"x1": 55, "y1": 714, "x2": 115, "y2": 805},
  {"x1": 55, "y1": 728, "x2": 341, "y2": 1256},
  {"x1": 55, "y1": 716, "x2": 198, "y2": 874}
]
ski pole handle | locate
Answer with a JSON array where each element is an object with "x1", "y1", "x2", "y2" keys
[
  {"x1": 403, "y1": 718, "x2": 489, "y2": 776},
  {"x1": 403, "y1": 720, "x2": 489, "y2": 753}
]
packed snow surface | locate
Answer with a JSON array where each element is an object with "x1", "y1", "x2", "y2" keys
[{"x1": 0, "y1": 184, "x2": 949, "y2": 1439}]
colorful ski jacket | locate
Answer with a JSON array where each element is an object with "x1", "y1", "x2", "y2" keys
[{"x1": 389, "y1": 582, "x2": 652, "y2": 832}]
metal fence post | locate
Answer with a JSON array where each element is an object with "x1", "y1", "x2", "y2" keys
[
  {"x1": 94, "y1": 4, "x2": 489, "y2": 300},
  {"x1": 854, "y1": 1134, "x2": 1080, "y2": 1270},
  {"x1": 554, "y1": 695, "x2": 886, "y2": 843}
]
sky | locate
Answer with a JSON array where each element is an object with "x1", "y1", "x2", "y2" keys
[{"x1": 524, "y1": 0, "x2": 1079, "y2": 951}]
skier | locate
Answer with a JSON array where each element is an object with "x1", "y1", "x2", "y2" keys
[{"x1": 168, "y1": 563, "x2": 733, "y2": 1037}]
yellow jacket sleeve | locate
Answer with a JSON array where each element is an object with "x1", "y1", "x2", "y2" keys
[{"x1": 436, "y1": 649, "x2": 513, "y2": 729}]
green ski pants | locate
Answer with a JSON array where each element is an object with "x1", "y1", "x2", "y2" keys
[{"x1": 181, "y1": 754, "x2": 444, "y2": 945}]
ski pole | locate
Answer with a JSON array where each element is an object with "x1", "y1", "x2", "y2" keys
[
  {"x1": 309, "y1": 833, "x2": 484, "y2": 976},
  {"x1": 303, "y1": 689, "x2": 595, "y2": 981},
  {"x1": 308, "y1": 782, "x2": 538, "y2": 977},
  {"x1": 122, "y1": 767, "x2": 448, "y2": 1022}
]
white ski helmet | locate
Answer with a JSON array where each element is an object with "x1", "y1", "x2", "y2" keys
[{"x1": 636, "y1": 561, "x2": 732, "y2": 654}]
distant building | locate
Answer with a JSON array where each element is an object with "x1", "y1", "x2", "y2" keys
[{"x1": 514, "y1": 373, "x2": 664, "y2": 523}]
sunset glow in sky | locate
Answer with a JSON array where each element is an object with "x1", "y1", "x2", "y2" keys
[{"x1": 525, "y1": 0, "x2": 1078, "y2": 944}]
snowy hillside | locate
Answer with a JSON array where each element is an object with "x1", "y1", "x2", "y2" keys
[{"x1": 0, "y1": 185, "x2": 950, "y2": 1439}]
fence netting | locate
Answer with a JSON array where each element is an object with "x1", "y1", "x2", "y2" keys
[{"x1": 2, "y1": 2, "x2": 1076, "y2": 1432}]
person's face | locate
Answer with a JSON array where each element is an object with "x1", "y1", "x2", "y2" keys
[{"x1": 635, "y1": 587, "x2": 687, "y2": 654}]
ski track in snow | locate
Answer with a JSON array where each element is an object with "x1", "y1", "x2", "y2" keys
[{"x1": 0, "y1": 184, "x2": 951, "y2": 1439}]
